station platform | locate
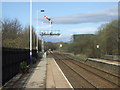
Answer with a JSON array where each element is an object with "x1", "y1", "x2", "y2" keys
[
  {"x1": 25, "y1": 58, "x2": 47, "y2": 88},
  {"x1": 88, "y1": 58, "x2": 120, "y2": 66},
  {"x1": 25, "y1": 58, "x2": 73, "y2": 89},
  {"x1": 46, "y1": 58, "x2": 72, "y2": 88}
]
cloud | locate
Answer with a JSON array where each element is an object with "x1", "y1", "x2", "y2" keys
[
  {"x1": 52, "y1": 6, "x2": 118, "y2": 24},
  {"x1": 37, "y1": 5, "x2": 118, "y2": 42},
  {"x1": 39, "y1": 26, "x2": 99, "y2": 42},
  {"x1": 69, "y1": 27, "x2": 98, "y2": 34},
  {"x1": 41, "y1": 34, "x2": 72, "y2": 42}
]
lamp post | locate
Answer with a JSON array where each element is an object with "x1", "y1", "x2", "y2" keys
[
  {"x1": 96, "y1": 44, "x2": 100, "y2": 58},
  {"x1": 59, "y1": 44, "x2": 63, "y2": 53},
  {"x1": 30, "y1": 0, "x2": 32, "y2": 66}
]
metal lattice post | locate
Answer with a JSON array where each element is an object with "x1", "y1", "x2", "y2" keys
[
  {"x1": 40, "y1": 15, "x2": 60, "y2": 58},
  {"x1": 41, "y1": 35, "x2": 44, "y2": 57},
  {"x1": 36, "y1": 9, "x2": 45, "y2": 58}
]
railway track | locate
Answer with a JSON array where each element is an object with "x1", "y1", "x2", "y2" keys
[
  {"x1": 50, "y1": 52, "x2": 120, "y2": 88},
  {"x1": 60, "y1": 53, "x2": 120, "y2": 86},
  {"x1": 52, "y1": 54, "x2": 96, "y2": 88}
]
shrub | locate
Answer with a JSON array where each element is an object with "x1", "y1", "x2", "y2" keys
[
  {"x1": 20, "y1": 61, "x2": 28, "y2": 74},
  {"x1": 32, "y1": 57, "x2": 37, "y2": 64}
]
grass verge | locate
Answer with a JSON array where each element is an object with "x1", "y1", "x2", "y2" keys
[{"x1": 70, "y1": 54, "x2": 88, "y2": 62}]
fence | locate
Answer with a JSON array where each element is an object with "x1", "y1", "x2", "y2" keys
[{"x1": 2, "y1": 47, "x2": 37, "y2": 85}]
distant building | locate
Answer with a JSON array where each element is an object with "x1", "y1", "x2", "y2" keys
[{"x1": 73, "y1": 34, "x2": 95, "y2": 42}]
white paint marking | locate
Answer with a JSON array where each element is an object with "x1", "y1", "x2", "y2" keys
[
  {"x1": 53, "y1": 58, "x2": 74, "y2": 89},
  {"x1": 88, "y1": 58, "x2": 120, "y2": 66}
]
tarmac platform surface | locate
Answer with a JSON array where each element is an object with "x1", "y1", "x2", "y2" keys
[
  {"x1": 25, "y1": 58, "x2": 47, "y2": 88},
  {"x1": 46, "y1": 58, "x2": 72, "y2": 88},
  {"x1": 25, "y1": 58, "x2": 73, "y2": 89}
]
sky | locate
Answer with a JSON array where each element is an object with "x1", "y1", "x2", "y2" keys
[{"x1": 2, "y1": 2, "x2": 118, "y2": 42}]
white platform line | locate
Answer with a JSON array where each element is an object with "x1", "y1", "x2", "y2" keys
[
  {"x1": 53, "y1": 59, "x2": 74, "y2": 89},
  {"x1": 88, "y1": 58, "x2": 120, "y2": 66}
]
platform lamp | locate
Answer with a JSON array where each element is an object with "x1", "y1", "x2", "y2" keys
[
  {"x1": 96, "y1": 44, "x2": 100, "y2": 58},
  {"x1": 59, "y1": 44, "x2": 63, "y2": 53},
  {"x1": 30, "y1": 0, "x2": 32, "y2": 66}
]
